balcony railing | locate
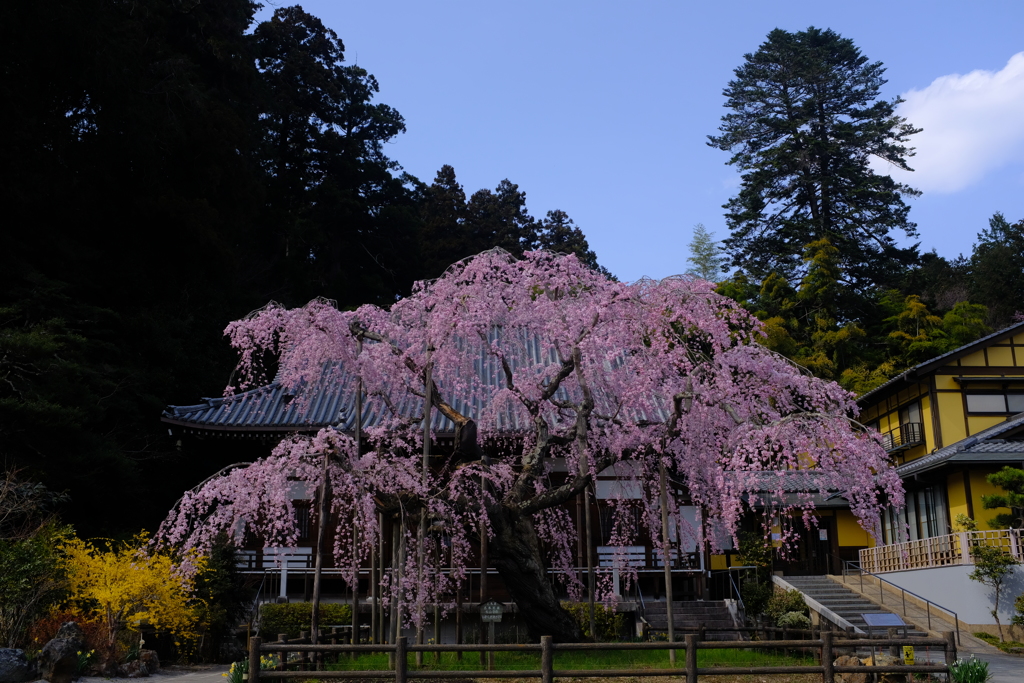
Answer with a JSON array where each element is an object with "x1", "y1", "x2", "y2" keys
[
  {"x1": 881, "y1": 422, "x2": 924, "y2": 452},
  {"x1": 860, "y1": 528, "x2": 1024, "y2": 574}
]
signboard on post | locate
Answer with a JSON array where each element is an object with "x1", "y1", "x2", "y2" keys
[{"x1": 480, "y1": 598, "x2": 504, "y2": 622}]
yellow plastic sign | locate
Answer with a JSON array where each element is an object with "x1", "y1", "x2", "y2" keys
[{"x1": 902, "y1": 646, "x2": 914, "y2": 665}]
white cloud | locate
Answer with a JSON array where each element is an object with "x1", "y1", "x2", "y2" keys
[{"x1": 873, "y1": 52, "x2": 1024, "y2": 193}]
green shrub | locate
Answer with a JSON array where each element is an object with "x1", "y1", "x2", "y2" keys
[
  {"x1": 764, "y1": 588, "x2": 807, "y2": 626},
  {"x1": 1013, "y1": 592, "x2": 1024, "y2": 627},
  {"x1": 776, "y1": 611, "x2": 811, "y2": 629},
  {"x1": 260, "y1": 602, "x2": 352, "y2": 639},
  {"x1": 560, "y1": 602, "x2": 625, "y2": 641},
  {"x1": 740, "y1": 580, "x2": 772, "y2": 618}
]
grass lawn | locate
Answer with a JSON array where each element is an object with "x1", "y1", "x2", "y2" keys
[
  {"x1": 973, "y1": 631, "x2": 1024, "y2": 653},
  {"x1": 321, "y1": 646, "x2": 816, "y2": 673}
]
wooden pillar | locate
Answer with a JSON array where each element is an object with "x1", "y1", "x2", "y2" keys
[
  {"x1": 416, "y1": 356, "x2": 432, "y2": 666},
  {"x1": 684, "y1": 634, "x2": 697, "y2": 683},
  {"x1": 455, "y1": 583, "x2": 463, "y2": 659},
  {"x1": 821, "y1": 631, "x2": 834, "y2": 683},
  {"x1": 351, "y1": 530, "x2": 360, "y2": 660},
  {"x1": 309, "y1": 449, "x2": 333, "y2": 649},
  {"x1": 540, "y1": 636, "x2": 553, "y2": 683},
  {"x1": 377, "y1": 512, "x2": 385, "y2": 644},
  {"x1": 370, "y1": 527, "x2": 378, "y2": 644},
  {"x1": 584, "y1": 486, "x2": 597, "y2": 640},
  {"x1": 659, "y1": 461, "x2": 675, "y2": 663},
  {"x1": 944, "y1": 631, "x2": 957, "y2": 667},
  {"x1": 248, "y1": 636, "x2": 261, "y2": 683},
  {"x1": 434, "y1": 536, "x2": 441, "y2": 663},
  {"x1": 395, "y1": 636, "x2": 408, "y2": 683},
  {"x1": 479, "y1": 457, "x2": 489, "y2": 668}
]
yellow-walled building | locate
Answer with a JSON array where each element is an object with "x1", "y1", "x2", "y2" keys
[{"x1": 857, "y1": 320, "x2": 1024, "y2": 548}]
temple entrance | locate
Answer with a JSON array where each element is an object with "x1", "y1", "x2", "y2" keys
[{"x1": 774, "y1": 516, "x2": 838, "y2": 576}]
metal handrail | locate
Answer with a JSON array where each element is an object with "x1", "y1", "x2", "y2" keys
[
  {"x1": 840, "y1": 557, "x2": 960, "y2": 645},
  {"x1": 709, "y1": 566, "x2": 756, "y2": 614},
  {"x1": 726, "y1": 572, "x2": 745, "y2": 614}
]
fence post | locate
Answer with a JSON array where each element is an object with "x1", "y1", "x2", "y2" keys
[
  {"x1": 277, "y1": 635, "x2": 287, "y2": 671},
  {"x1": 248, "y1": 636, "x2": 261, "y2": 683},
  {"x1": 887, "y1": 627, "x2": 899, "y2": 658},
  {"x1": 821, "y1": 631, "x2": 833, "y2": 683},
  {"x1": 943, "y1": 631, "x2": 957, "y2": 667},
  {"x1": 299, "y1": 631, "x2": 308, "y2": 671},
  {"x1": 684, "y1": 634, "x2": 697, "y2": 683},
  {"x1": 541, "y1": 636, "x2": 553, "y2": 683},
  {"x1": 395, "y1": 636, "x2": 408, "y2": 683}
]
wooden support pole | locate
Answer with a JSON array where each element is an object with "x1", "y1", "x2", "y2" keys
[
  {"x1": 377, "y1": 511, "x2": 385, "y2": 645},
  {"x1": 821, "y1": 631, "x2": 834, "y2": 683},
  {"x1": 309, "y1": 451, "x2": 332, "y2": 650},
  {"x1": 416, "y1": 357, "x2": 432, "y2": 666},
  {"x1": 351, "y1": 531, "x2": 360, "y2": 661},
  {"x1": 389, "y1": 520, "x2": 402, "y2": 665},
  {"x1": 584, "y1": 486, "x2": 597, "y2": 640},
  {"x1": 488, "y1": 621, "x2": 496, "y2": 671},
  {"x1": 684, "y1": 634, "x2": 697, "y2": 683},
  {"x1": 541, "y1": 636, "x2": 553, "y2": 683},
  {"x1": 944, "y1": 631, "x2": 957, "y2": 667},
  {"x1": 370, "y1": 530, "x2": 378, "y2": 644},
  {"x1": 455, "y1": 584, "x2": 463, "y2": 660},
  {"x1": 434, "y1": 536, "x2": 441, "y2": 663},
  {"x1": 659, "y1": 461, "x2": 675, "y2": 664},
  {"x1": 395, "y1": 636, "x2": 408, "y2": 683},
  {"x1": 248, "y1": 636, "x2": 261, "y2": 683}
]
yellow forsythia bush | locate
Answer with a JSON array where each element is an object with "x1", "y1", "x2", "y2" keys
[{"x1": 60, "y1": 532, "x2": 206, "y2": 666}]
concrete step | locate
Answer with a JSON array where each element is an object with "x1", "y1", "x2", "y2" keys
[{"x1": 782, "y1": 574, "x2": 929, "y2": 636}]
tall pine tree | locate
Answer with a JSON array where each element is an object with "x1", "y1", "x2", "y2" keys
[{"x1": 709, "y1": 27, "x2": 922, "y2": 313}]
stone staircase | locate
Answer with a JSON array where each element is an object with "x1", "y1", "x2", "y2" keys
[
  {"x1": 782, "y1": 575, "x2": 927, "y2": 637},
  {"x1": 643, "y1": 600, "x2": 744, "y2": 641}
]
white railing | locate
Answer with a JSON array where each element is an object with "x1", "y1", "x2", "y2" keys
[{"x1": 860, "y1": 529, "x2": 1024, "y2": 574}]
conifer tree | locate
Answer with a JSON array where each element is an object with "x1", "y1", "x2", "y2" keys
[
  {"x1": 709, "y1": 27, "x2": 922, "y2": 307},
  {"x1": 686, "y1": 224, "x2": 727, "y2": 281}
]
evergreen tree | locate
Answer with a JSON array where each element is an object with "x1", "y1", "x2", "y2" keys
[
  {"x1": 970, "y1": 212, "x2": 1024, "y2": 327},
  {"x1": 253, "y1": 6, "x2": 416, "y2": 306},
  {"x1": 901, "y1": 251, "x2": 971, "y2": 313},
  {"x1": 709, "y1": 27, "x2": 922, "y2": 308},
  {"x1": 535, "y1": 210, "x2": 609, "y2": 276},
  {"x1": 686, "y1": 224, "x2": 727, "y2": 281},
  {"x1": 418, "y1": 165, "x2": 470, "y2": 279},
  {"x1": 465, "y1": 179, "x2": 540, "y2": 256},
  {"x1": 982, "y1": 467, "x2": 1024, "y2": 530}
]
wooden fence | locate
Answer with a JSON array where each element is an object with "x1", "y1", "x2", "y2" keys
[
  {"x1": 247, "y1": 631, "x2": 956, "y2": 683},
  {"x1": 860, "y1": 528, "x2": 1023, "y2": 573}
]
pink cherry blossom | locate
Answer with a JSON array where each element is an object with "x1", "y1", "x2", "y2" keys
[{"x1": 158, "y1": 249, "x2": 903, "y2": 639}]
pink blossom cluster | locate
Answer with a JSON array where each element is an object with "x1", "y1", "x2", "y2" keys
[{"x1": 158, "y1": 249, "x2": 903, "y2": 615}]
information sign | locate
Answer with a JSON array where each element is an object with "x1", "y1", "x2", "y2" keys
[
  {"x1": 861, "y1": 612, "x2": 907, "y2": 638},
  {"x1": 480, "y1": 598, "x2": 504, "y2": 623}
]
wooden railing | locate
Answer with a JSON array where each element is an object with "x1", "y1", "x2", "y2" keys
[
  {"x1": 247, "y1": 631, "x2": 956, "y2": 683},
  {"x1": 860, "y1": 528, "x2": 1024, "y2": 574}
]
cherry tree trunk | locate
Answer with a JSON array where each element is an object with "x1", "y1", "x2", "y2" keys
[{"x1": 487, "y1": 504, "x2": 584, "y2": 643}]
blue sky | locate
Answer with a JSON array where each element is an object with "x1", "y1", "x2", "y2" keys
[{"x1": 255, "y1": 1, "x2": 1024, "y2": 283}]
